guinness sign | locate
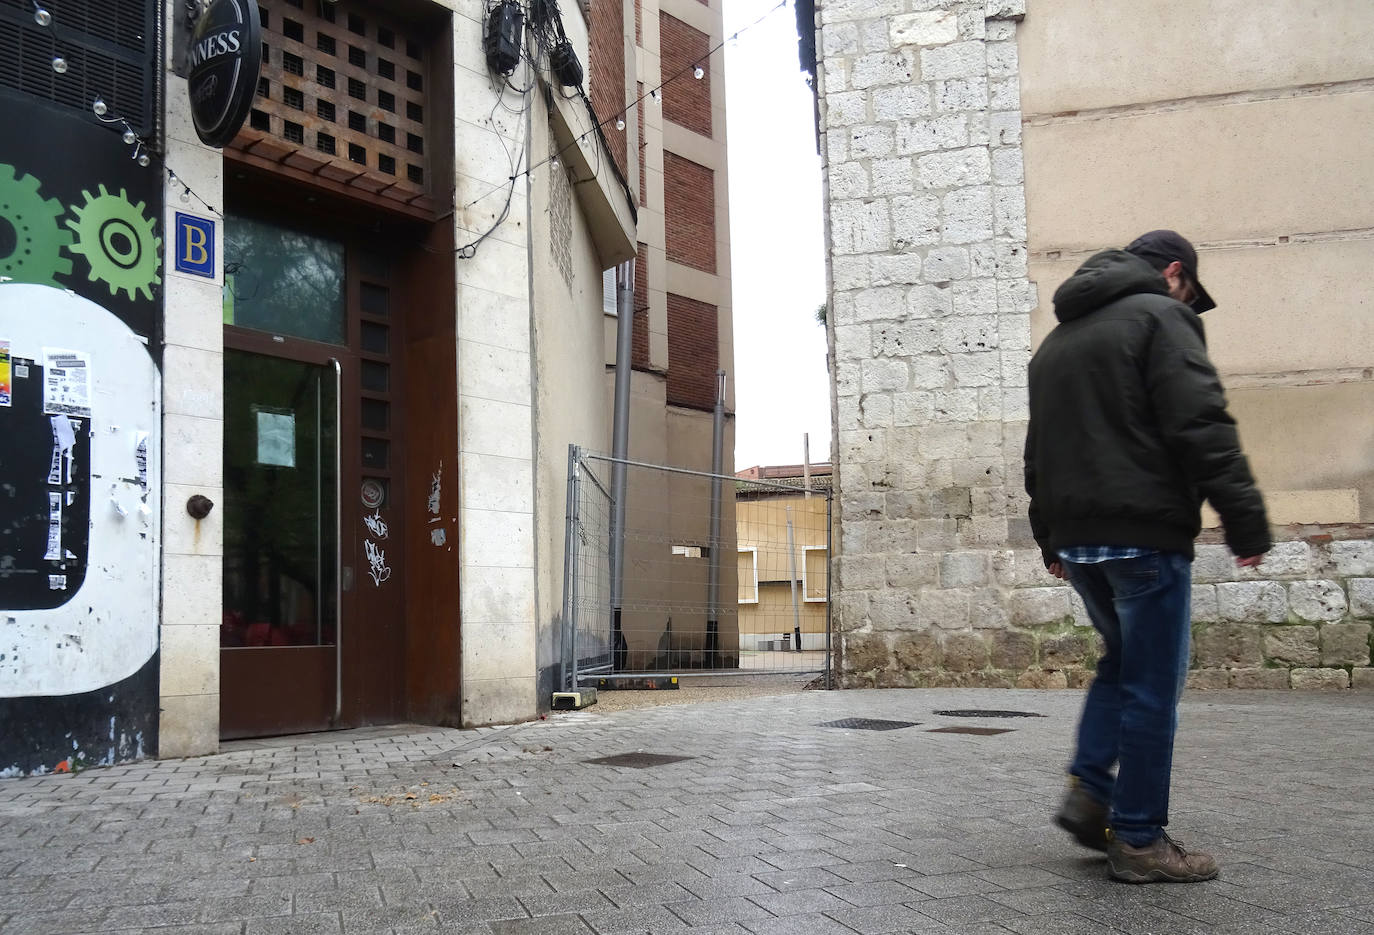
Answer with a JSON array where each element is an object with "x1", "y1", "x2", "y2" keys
[{"x1": 186, "y1": 0, "x2": 262, "y2": 148}]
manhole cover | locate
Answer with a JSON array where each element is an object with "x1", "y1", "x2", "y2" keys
[
  {"x1": 585, "y1": 753, "x2": 694, "y2": 768},
  {"x1": 817, "y1": 718, "x2": 919, "y2": 731},
  {"x1": 932, "y1": 709, "x2": 1045, "y2": 718},
  {"x1": 927, "y1": 727, "x2": 1013, "y2": 736}
]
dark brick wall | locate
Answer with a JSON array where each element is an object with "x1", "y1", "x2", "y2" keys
[
  {"x1": 590, "y1": 0, "x2": 629, "y2": 177},
  {"x1": 664, "y1": 152, "x2": 716, "y2": 273},
  {"x1": 667, "y1": 293, "x2": 719, "y2": 410},
  {"x1": 632, "y1": 244, "x2": 651, "y2": 369},
  {"x1": 659, "y1": 13, "x2": 712, "y2": 137}
]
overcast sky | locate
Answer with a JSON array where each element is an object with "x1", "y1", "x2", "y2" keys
[{"x1": 723, "y1": 0, "x2": 831, "y2": 471}]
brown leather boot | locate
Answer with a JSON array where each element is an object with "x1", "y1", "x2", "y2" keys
[
  {"x1": 1054, "y1": 781, "x2": 1108, "y2": 852},
  {"x1": 1107, "y1": 833, "x2": 1219, "y2": 883}
]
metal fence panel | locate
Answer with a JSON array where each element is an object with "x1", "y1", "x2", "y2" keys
[{"x1": 563, "y1": 447, "x2": 832, "y2": 687}]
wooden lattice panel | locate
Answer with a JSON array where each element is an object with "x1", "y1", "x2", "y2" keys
[{"x1": 231, "y1": 0, "x2": 433, "y2": 214}]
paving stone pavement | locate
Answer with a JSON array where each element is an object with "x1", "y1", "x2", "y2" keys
[{"x1": 2, "y1": 688, "x2": 1373, "y2": 935}]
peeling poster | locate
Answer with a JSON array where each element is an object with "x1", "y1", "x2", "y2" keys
[{"x1": 42, "y1": 348, "x2": 92, "y2": 418}]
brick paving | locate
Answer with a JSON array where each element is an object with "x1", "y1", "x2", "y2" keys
[{"x1": 2, "y1": 688, "x2": 1372, "y2": 934}]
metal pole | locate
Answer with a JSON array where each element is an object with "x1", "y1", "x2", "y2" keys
[
  {"x1": 824, "y1": 492, "x2": 833, "y2": 690},
  {"x1": 330, "y1": 358, "x2": 342, "y2": 723},
  {"x1": 569, "y1": 449, "x2": 583, "y2": 689},
  {"x1": 803, "y1": 433, "x2": 812, "y2": 499},
  {"x1": 706, "y1": 370, "x2": 726, "y2": 666},
  {"x1": 560, "y1": 444, "x2": 578, "y2": 691},
  {"x1": 609, "y1": 260, "x2": 634, "y2": 670},
  {"x1": 786, "y1": 507, "x2": 802, "y2": 652}
]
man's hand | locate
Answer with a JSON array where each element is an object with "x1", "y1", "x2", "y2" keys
[
  {"x1": 1236, "y1": 555, "x2": 1265, "y2": 569},
  {"x1": 1047, "y1": 561, "x2": 1068, "y2": 580}
]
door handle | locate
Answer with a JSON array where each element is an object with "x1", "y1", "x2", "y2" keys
[{"x1": 342, "y1": 565, "x2": 354, "y2": 592}]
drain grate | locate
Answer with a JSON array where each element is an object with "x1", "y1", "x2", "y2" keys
[
  {"x1": 927, "y1": 726, "x2": 1013, "y2": 736},
  {"x1": 585, "y1": 753, "x2": 694, "y2": 769},
  {"x1": 933, "y1": 709, "x2": 1045, "y2": 718},
  {"x1": 817, "y1": 718, "x2": 919, "y2": 731}
]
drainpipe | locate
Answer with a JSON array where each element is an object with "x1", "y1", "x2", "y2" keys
[
  {"x1": 609, "y1": 259, "x2": 634, "y2": 670},
  {"x1": 706, "y1": 369, "x2": 726, "y2": 666}
]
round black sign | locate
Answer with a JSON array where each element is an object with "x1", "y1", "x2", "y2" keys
[{"x1": 186, "y1": 0, "x2": 262, "y2": 148}]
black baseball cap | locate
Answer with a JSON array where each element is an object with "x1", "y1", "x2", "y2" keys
[{"x1": 1124, "y1": 229, "x2": 1216, "y2": 313}]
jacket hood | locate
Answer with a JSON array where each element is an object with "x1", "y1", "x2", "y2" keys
[{"x1": 1052, "y1": 249, "x2": 1171, "y2": 323}]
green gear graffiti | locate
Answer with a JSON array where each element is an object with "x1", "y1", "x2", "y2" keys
[
  {"x1": 66, "y1": 184, "x2": 162, "y2": 302},
  {"x1": 0, "y1": 163, "x2": 74, "y2": 285}
]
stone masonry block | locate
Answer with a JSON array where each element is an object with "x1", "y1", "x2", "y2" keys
[
  {"x1": 935, "y1": 77, "x2": 989, "y2": 113},
  {"x1": 843, "y1": 633, "x2": 891, "y2": 674},
  {"x1": 892, "y1": 193, "x2": 942, "y2": 247},
  {"x1": 819, "y1": 0, "x2": 903, "y2": 25},
  {"x1": 1329, "y1": 540, "x2": 1374, "y2": 577},
  {"x1": 941, "y1": 631, "x2": 990, "y2": 672},
  {"x1": 897, "y1": 115, "x2": 968, "y2": 155},
  {"x1": 1351, "y1": 579, "x2": 1374, "y2": 618},
  {"x1": 849, "y1": 51, "x2": 916, "y2": 90},
  {"x1": 893, "y1": 631, "x2": 941, "y2": 670},
  {"x1": 924, "y1": 245, "x2": 970, "y2": 281},
  {"x1": 942, "y1": 186, "x2": 994, "y2": 244},
  {"x1": 1193, "y1": 544, "x2": 1235, "y2": 583},
  {"x1": 1291, "y1": 668, "x2": 1350, "y2": 691},
  {"x1": 1320, "y1": 622, "x2": 1371, "y2": 667},
  {"x1": 1016, "y1": 668, "x2": 1068, "y2": 689},
  {"x1": 970, "y1": 587, "x2": 1011, "y2": 629},
  {"x1": 990, "y1": 628, "x2": 1034, "y2": 669},
  {"x1": 1040, "y1": 632, "x2": 1092, "y2": 668},
  {"x1": 830, "y1": 199, "x2": 892, "y2": 254},
  {"x1": 986, "y1": 40, "x2": 1018, "y2": 78},
  {"x1": 986, "y1": 0, "x2": 1026, "y2": 21},
  {"x1": 1009, "y1": 587, "x2": 1072, "y2": 627},
  {"x1": 872, "y1": 251, "x2": 922, "y2": 284},
  {"x1": 917, "y1": 148, "x2": 991, "y2": 190},
  {"x1": 918, "y1": 587, "x2": 972, "y2": 629},
  {"x1": 850, "y1": 125, "x2": 896, "y2": 160},
  {"x1": 1264, "y1": 625, "x2": 1319, "y2": 667},
  {"x1": 1186, "y1": 669, "x2": 1230, "y2": 690},
  {"x1": 1217, "y1": 581, "x2": 1288, "y2": 623},
  {"x1": 890, "y1": 11, "x2": 959, "y2": 47},
  {"x1": 940, "y1": 551, "x2": 990, "y2": 588},
  {"x1": 887, "y1": 552, "x2": 940, "y2": 588},
  {"x1": 872, "y1": 159, "x2": 915, "y2": 197},
  {"x1": 1288, "y1": 580, "x2": 1347, "y2": 622},
  {"x1": 1230, "y1": 668, "x2": 1290, "y2": 690},
  {"x1": 874, "y1": 85, "x2": 933, "y2": 122},
  {"x1": 1257, "y1": 541, "x2": 1312, "y2": 577},
  {"x1": 1192, "y1": 584, "x2": 1219, "y2": 623},
  {"x1": 869, "y1": 591, "x2": 920, "y2": 631},
  {"x1": 1353, "y1": 668, "x2": 1374, "y2": 691},
  {"x1": 839, "y1": 555, "x2": 887, "y2": 591},
  {"x1": 920, "y1": 41, "x2": 987, "y2": 80},
  {"x1": 1193, "y1": 623, "x2": 1264, "y2": 668}
]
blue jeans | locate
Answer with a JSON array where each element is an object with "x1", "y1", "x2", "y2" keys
[{"x1": 1065, "y1": 552, "x2": 1193, "y2": 848}]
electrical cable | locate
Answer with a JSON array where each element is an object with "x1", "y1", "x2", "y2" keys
[{"x1": 456, "y1": 0, "x2": 789, "y2": 222}]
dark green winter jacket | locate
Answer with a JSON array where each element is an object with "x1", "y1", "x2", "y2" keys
[{"x1": 1024, "y1": 249, "x2": 1270, "y2": 565}]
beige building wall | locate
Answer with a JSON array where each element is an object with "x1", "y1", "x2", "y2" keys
[
  {"x1": 1019, "y1": 0, "x2": 1374, "y2": 524},
  {"x1": 737, "y1": 495, "x2": 829, "y2": 650}
]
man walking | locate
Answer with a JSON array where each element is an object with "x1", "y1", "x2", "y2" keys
[{"x1": 1024, "y1": 230, "x2": 1270, "y2": 883}]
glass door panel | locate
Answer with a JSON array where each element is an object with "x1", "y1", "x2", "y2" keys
[{"x1": 222, "y1": 350, "x2": 338, "y2": 650}]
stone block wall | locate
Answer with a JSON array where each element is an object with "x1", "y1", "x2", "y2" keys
[
  {"x1": 815, "y1": 0, "x2": 1374, "y2": 693},
  {"x1": 1186, "y1": 537, "x2": 1374, "y2": 690}
]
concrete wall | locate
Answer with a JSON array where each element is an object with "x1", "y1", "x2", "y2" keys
[{"x1": 1019, "y1": 0, "x2": 1374, "y2": 524}]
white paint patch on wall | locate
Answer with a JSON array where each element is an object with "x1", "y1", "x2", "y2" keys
[{"x1": 0, "y1": 284, "x2": 161, "y2": 697}]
